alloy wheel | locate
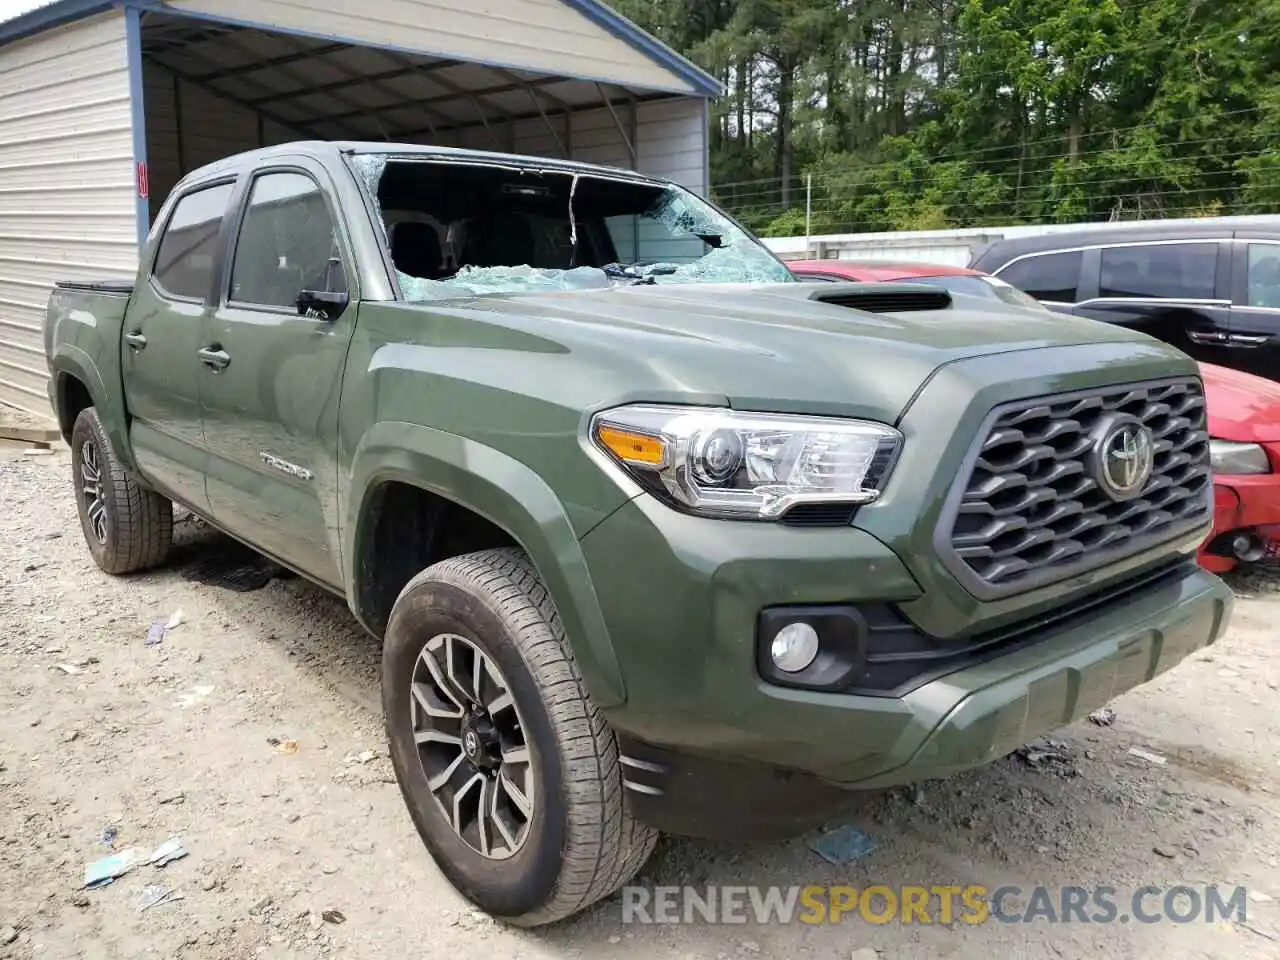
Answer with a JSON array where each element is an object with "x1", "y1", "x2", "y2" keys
[
  {"x1": 410, "y1": 633, "x2": 534, "y2": 860},
  {"x1": 79, "y1": 438, "x2": 107, "y2": 544}
]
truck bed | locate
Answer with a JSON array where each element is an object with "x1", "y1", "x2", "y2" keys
[
  {"x1": 53, "y1": 279, "x2": 135, "y2": 296},
  {"x1": 43, "y1": 280, "x2": 135, "y2": 444}
]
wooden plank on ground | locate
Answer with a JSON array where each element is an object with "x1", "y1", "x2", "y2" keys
[{"x1": 0, "y1": 424, "x2": 59, "y2": 445}]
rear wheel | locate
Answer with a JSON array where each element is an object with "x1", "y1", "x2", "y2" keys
[
  {"x1": 70, "y1": 408, "x2": 172, "y2": 574},
  {"x1": 382, "y1": 547, "x2": 657, "y2": 926}
]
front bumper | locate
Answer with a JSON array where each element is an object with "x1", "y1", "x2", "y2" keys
[
  {"x1": 577, "y1": 350, "x2": 1231, "y2": 838},
  {"x1": 870, "y1": 560, "x2": 1229, "y2": 786},
  {"x1": 583, "y1": 495, "x2": 1231, "y2": 826}
]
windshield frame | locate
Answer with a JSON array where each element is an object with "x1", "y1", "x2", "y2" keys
[{"x1": 343, "y1": 151, "x2": 793, "y2": 300}]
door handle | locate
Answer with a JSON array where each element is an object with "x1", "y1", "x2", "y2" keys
[
  {"x1": 1187, "y1": 331, "x2": 1229, "y2": 344},
  {"x1": 124, "y1": 331, "x2": 147, "y2": 350},
  {"x1": 198, "y1": 347, "x2": 231, "y2": 371},
  {"x1": 1225, "y1": 333, "x2": 1271, "y2": 347}
]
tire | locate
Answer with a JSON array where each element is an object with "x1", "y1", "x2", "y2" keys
[
  {"x1": 382, "y1": 547, "x2": 658, "y2": 927},
  {"x1": 70, "y1": 407, "x2": 173, "y2": 574}
]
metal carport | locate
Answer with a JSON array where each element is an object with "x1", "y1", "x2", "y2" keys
[{"x1": 0, "y1": 0, "x2": 720, "y2": 417}]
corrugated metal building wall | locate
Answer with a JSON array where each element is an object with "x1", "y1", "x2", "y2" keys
[
  {"x1": 143, "y1": 74, "x2": 707, "y2": 212},
  {"x1": 0, "y1": 0, "x2": 717, "y2": 418},
  {"x1": 168, "y1": 0, "x2": 691, "y2": 93},
  {"x1": 142, "y1": 67, "x2": 298, "y2": 213},
  {"x1": 141, "y1": 0, "x2": 711, "y2": 206},
  {"x1": 0, "y1": 11, "x2": 136, "y2": 416},
  {"x1": 496, "y1": 97, "x2": 706, "y2": 191}
]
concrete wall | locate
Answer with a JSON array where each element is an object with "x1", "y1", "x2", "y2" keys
[{"x1": 762, "y1": 214, "x2": 1280, "y2": 267}]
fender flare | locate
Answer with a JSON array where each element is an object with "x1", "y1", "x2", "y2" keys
[
  {"x1": 344, "y1": 420, "x2": 626, "y2": 708},
  {"x1": 49, "y1": 345, "x2": 136, "y2": 473}
]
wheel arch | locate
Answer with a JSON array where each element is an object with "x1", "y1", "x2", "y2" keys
[
  {"x1": 49, "y1": 346, "x2": 136, "y2": 472},
  {"x1": 344, "y1": 421, "x2": 626, "y2": 709}
]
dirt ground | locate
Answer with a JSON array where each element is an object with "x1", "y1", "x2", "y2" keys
[{"x1": 2, "y1": 442, "x2": 1280, "y2": 960}]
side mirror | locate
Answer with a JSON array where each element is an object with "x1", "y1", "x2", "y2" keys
[
  {"x1": 297, "y1": 289, "x2": 348, "y2": 321},
  {"x1": 322, "y1": 256, "x2": 345, "y2": 293}
]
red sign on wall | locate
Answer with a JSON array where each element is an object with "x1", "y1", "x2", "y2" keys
[{"x1": 136, "y1": 162, "x2": 149, "y2": 200}]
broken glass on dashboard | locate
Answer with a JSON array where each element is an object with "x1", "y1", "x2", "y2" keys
[{"x1": 346, "y1": 154, "x2": 793, "y2": 300}]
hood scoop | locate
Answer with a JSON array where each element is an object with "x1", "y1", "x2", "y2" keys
[{"x1": 808, "y1": 282, "x2": 952, "y2": 314}]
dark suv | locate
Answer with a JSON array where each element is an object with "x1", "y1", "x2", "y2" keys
[{"x1": 970, "y1": 225, "x2": 1280, "y2": 382}]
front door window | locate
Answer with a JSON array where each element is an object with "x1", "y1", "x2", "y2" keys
[{"x1": 229, "y1": 171, "x2": 346, "y2": 309}]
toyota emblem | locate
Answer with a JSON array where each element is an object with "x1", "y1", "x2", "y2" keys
[{"x1": 1094, "y1": 418, "x2": 1155, "y2": 501}]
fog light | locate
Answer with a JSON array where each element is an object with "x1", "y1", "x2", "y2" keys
[{"x1": 770, "y1": 622, "x2": 820, "y2": 673}]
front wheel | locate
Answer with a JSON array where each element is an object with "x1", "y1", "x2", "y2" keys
[
  {"x1": 382, "y1": 547, "x2": 657, "y2": 926},
  {"x1": 70, "y1": 408, "x2": 172, "y2": 574}
]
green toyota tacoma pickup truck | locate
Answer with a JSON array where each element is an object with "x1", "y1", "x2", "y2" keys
[{"x1": 44, "y1": 141, "x2": 1231, "y2": 925}]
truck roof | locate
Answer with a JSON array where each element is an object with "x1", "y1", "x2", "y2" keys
[{"x1": 182, "y1": 140, "x2": 666, "y2": 187}]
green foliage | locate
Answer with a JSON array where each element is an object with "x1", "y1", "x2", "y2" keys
[{"x1": 610, "y1": 0, "x2": 1280, "y2": 235}]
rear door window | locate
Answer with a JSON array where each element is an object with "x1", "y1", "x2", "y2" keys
[
  {"x1": 994, "y1": 251, "x2": 1082, "y2": 302},
  {"x1": 1099, "y1": 243, "x2": 1217, "y2": 300},
  {"x1": 151, "y1": 182, "x2": 235, "y2": 301},
  {"x1": 1246, "y1": 244, "x2": 1280, "y2": 308}
]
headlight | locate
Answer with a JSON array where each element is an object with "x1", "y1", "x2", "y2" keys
[
  {"x1": 1209, "y1": 439, "x2": 1272, "y2": 475},
  {"x1": 590, "y1": 404, "x2": 902, "y2": 520}
]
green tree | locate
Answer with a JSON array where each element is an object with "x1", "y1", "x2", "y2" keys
[{"x1": 607, "y1": 0, "x2": 1280, "y2": 235}]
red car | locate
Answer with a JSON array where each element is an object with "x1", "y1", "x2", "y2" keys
[
  {"x1": 1198, "y1": 362, "x2": 1280, "y2": 572},
  {"x1": 787, "y1": 258, "x2": 1047, "y2": 308},
  {"x1": 789, "y1": 258, "x2": 1280, "y2": 573}
]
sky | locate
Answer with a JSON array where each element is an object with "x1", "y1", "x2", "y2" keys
[{"x1": 0, "y1": 0, "x2": 60, "y2": 23}]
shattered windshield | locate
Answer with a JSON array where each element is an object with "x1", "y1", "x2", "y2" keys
[{"x1": 348, "y1": 154, "x2": 793, "y2": 300}]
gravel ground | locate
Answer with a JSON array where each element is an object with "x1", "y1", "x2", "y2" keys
[{"x1": 2, "y1": 442, "x2": 1279, "y2": 960}]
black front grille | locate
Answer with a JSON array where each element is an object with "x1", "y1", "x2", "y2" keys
[
  {"x1": 939, "y1": 378, "x2": 1211, "y2": 597},
  {"x1": 847, "y1": 559, "x2": 1193, "y2": 697}
]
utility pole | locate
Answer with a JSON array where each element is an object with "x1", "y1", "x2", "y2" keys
[{"x1": 805, "y1": 173, "x2": 813, "y2": 259}]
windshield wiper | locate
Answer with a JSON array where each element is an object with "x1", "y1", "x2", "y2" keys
[{"x1": 600, "y1": 262, "x2": 678, "y2": 285}]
